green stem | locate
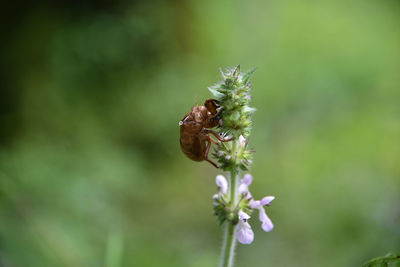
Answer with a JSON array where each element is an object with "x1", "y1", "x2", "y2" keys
[
  {"x1": 220, "y1": 168, "x2": 238, "y2": 267},
  {"x1": 220, "y1": 222, "x2": 236, "y2": 267}
]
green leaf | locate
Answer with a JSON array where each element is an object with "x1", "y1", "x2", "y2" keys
[
  {"x1": 243, "y1": 106, "x2": 256, "y2": 114},
  {"x1": 242, "y1": 67, "x2": 256, "y2": 84},
  {"x1": 219, "y1": 68, "x2": 226, "y2": 79},
  {"x1": 233, "y1": 65, "x2": 240, "y2": 78},
  {"x1": 208, "y1": 87, "x2": 225, "y2": 98}
]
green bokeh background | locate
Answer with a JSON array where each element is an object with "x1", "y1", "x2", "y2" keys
[{"x1": 1, "y1": 0, "x2": 399, "y2": 266}]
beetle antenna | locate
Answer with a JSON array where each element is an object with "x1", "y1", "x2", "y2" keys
[{"x1": 195, "y1": 94, "x2": 198, "y2": 106}]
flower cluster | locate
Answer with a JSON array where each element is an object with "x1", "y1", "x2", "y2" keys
[
  {"x1": 209, "y1": 65, "x2": 256, "y2": 172},
  {"x1": 213, "y1": 173, "x2": 275, "y2": 244},
  {"x1": 213, "y1": 134, "x2": 254, "y2": 172},
  {"x1": 208, "y1": 65, "x2": 256, "y2": 138}
]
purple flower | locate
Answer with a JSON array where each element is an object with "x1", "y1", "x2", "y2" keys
[
  {"x1": 238, "y1": 174, "x2": 275, "y2": 240},
  {"x1": 250, "y1": 196, "x2": 275, "y2": 232},
  {"x1": 235, "y1": 211, "x2": 254, "y2": 244},
  {"x1": 213, "y1": 173, "x2": 275, "y2": 245},
  {"x1": 238, "y1": 174, "x2": 253, "y2": 196},
  {"x1": 216, "y1": 175, "x2": 228, "y2": 194},
  {"x1": 213, "y1": 175, "x2": 228, "y2": 205}
]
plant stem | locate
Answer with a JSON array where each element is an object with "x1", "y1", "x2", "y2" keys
[
  {"x1": 220, "y1": 168, "x2": 238, "y2": 267},
  {"x1": 220, "y1": 222, "x2": 236, "y2": 267}
]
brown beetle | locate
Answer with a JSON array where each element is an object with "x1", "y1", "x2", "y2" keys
[{"x1": 179, "y1": 99, "x2": 233, "y2": 168}]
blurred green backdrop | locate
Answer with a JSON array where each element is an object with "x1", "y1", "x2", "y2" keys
[{"x1": 0, "y1": 0, "x2": 399, "y2": 266}]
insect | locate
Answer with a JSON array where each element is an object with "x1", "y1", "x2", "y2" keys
[{"x1": 179, "y1": 99, "x2": 233, "y2": 168}]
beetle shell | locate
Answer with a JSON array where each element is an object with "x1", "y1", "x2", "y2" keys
[
  {"x1": 179, "y1": 99, "x2": 233, "y2": 168},
  {"x1": 179, "y1": 105, "x2": 211, "y2": 161}
]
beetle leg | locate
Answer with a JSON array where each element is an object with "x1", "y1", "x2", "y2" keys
[
  {"x1": 204, "y1": 139, "x2": 219, "y2": 168},
  {"x1": 209, "y1": 136, "x2": 219, "y2": 145},
  {"x1": 206, "y1": 158, "x2": 218, "y2": 168},
  {"x1": 205, "y1": 129, "x2": 234, "y2": 142}
]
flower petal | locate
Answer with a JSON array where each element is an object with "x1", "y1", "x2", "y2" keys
[
  {"x1": 235, "y1": 221, "x2": 254, "y2": 244},
  {"x1": 216, "y1": 175, "x2": 228, "y2": 194},
  {"x1": 260, "y1": 196, "x2": 275, "y2": 206},
  {"x1": 249, "y1": 199, "x2": 260, "y2": 209},
  {"x1": 238, "y1": 210, "x2": 250, "y2": 221},
  {"x1": 245, "y1": 191, "x2": 253, "y2": 200},
  {"x1": 262, "y1": 219, "x2": 274, "y2": 232},
  {"x1": 238, "y1": 183, "x2": 248, "y2": 195},
  {"x1": 259, "y1": 208, "x2": 274, "y2": 232},
  {"x1": 242, "y1": 174, "x2": 253, "y2": 185}
]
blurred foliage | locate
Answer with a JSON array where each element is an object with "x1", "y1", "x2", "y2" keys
[
  {"x1": 363, "y1": 253, "x2": 400, "y2": 267},
  {"x1": 0, "y1": 0, "x2": 399, "y2": 266}
]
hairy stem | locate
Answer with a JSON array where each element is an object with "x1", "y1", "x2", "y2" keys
[
  {"x1": 220, "y1": 222, "x2": 236, "y2": 267},
  {"x1": 220, "y1": 155, "x2": 239, "y2": 267}
]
